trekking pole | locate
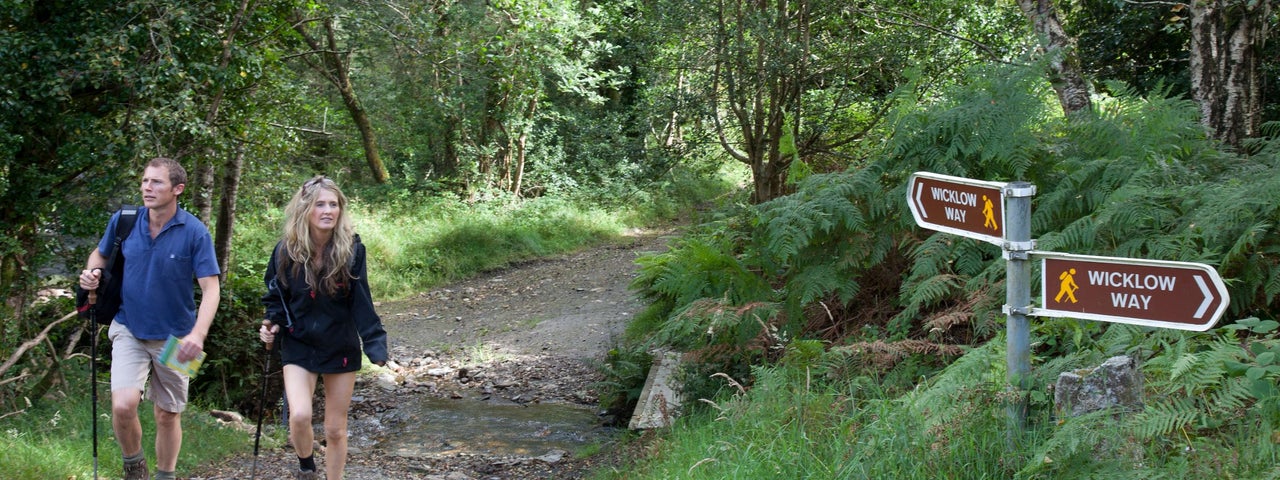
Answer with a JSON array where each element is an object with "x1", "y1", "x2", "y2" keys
[
  {"x1": 88, "y1": 289, "x2": 99, "y2": 480},
  {"x1": 250, "y1": 335, "x2": 275, "y2": 479}
]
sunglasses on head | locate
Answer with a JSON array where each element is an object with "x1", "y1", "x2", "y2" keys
[{"x1": 304, "y1": 176, "x2": 327, "y2": 188}]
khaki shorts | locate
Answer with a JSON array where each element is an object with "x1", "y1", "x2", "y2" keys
[{"x1": 108, "y1": 321, "x2": 189, "y2": 413}]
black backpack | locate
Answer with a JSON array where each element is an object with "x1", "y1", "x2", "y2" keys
[{"x1": 76, "y1": 206, "x2": 139, "y2": 324}]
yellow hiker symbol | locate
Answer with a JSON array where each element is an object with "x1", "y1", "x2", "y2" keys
[
  {"x1": 1055, "y1": 268, "x2": 1079, "y2": 304},
  {"x1": 982, "y1": 195, "x2": 998, "y2": 230}
]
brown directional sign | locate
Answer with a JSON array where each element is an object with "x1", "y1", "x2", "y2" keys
[
  {"x1": 907, "y1": 172, "x2": 1005, "y2": 245},
  {"x1": 1036, "y1": 252, "x2": 1230, "y2": 331}
]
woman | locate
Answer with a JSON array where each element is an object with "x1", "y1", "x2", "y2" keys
[{"x1": 260, "y1": 175, "x2": 388, "y2": 480}]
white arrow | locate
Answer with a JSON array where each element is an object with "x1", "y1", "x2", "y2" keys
[
  {"x1": 915, "y1": 183, "x2": 926, "y2": 219},
  {"x1": 1193, "y1": 274, "x2": 1212, "y2": 319}
]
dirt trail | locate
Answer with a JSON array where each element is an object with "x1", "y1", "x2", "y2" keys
[{"x1": 197, "y1": 228, "x2": 675, "y2": 479}]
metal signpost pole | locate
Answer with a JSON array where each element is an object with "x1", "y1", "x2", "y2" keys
[{"x1": 1002, "y1": 182, "x2": 1035, "y2": 434}]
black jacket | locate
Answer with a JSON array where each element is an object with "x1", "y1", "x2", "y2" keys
[{"x1": 262, "y1": 237, "x2": 388, "y2": 373}]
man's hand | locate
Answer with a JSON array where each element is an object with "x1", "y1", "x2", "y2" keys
[
  {"x1": 79, "y1": 268, "x2": 102, "y2": 292},
  {"x1": 177, "y1": 332, "x2": 206, "y2": 363}
]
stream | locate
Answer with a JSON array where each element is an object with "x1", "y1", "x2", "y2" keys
[{"x1": 349, "y1": 394, "x2": 621, "y2": 461}]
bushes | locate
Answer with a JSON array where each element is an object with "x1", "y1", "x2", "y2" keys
[
  {"x1": 626, "y1": 62, "x2": 1280, "y2": 422},
  {"x1": 193, "y1": 271, "x2": 276, "y2": 415}
]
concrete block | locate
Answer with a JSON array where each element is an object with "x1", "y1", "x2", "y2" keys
[{"x1": 628, "y1": 350, "x2": 683, "y2": 430}]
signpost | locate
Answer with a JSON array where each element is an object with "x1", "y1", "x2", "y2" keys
[
  {"x1": 1035, "y1": 252, "x2": 1229, "y2": 331},
  {"x1": 905, "y1": 171, "x2": 1232, "y2": 433},
  {"x1": 906, "y1": 172, "x2": 1007, "y2": 246}
]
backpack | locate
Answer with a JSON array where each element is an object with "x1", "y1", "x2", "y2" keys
[{"x1": 76, "y1": 206, "x2": 139, "y2": 324}]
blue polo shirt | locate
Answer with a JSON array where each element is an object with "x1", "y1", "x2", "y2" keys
[{"x1": 97, "y1": 206, "x2": 220, "y2": 340}]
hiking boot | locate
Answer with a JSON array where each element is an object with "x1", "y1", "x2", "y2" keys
[
  {"x1": 122, "y1": 458, "x2": 148, "y2": 480},
  {"x1": 295, "y1": 469, "x2": 319, "y2": 480}
]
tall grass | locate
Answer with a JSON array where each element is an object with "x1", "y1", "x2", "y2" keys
[
  {"x1": 595, "y1": 332, "x2": 1280, "y2": 479},
  {"x1": 601, "y1": 366, "x2": 861, "y2": 479},
  {"x1": 596, "y1": 342, "x2": 1032, "y2": 479},
  {"x1": 354, "y1": 196, "x2": 626, "y2": 299},
  {"x1": 233, "y1": 164, "x2": 741, "y2": 301},
  {"x1": 0, "y1": 354, "x2": 256, "y2": 478}
]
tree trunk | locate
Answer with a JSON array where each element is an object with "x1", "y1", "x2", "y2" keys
[
  {"x1": 750, "y1": 148, "x2": 788, "y2": 204},
  {"x1": 512, "y1": 97, "x2": 537, "y2": 197},
  {"x1": 292, "y1": 14, "x2": 389, "y2": 183},
  {"x1": 193, "y1": 0, "x2": 256, "y2": 225},
  {"x1": 1016, "y1": 0, "x2": 1093, "y2": 117},
  {"x1": 324, "y1": 18, "x2": 388, "y2": 183},
  {"x1": 711, "y1": 0, "x2": 805, "y2": 204},
  {"x1": 476, "y1": 86, "x2": 504, "y2": 192},
  {"x1": 1189, "y1": 0, "x2": 1272, "y2": 150},
  {"x1": 193, "y1": 158, "x2": 216, "y2": 223},
  {"x1": 214, "y1": 143, "x2": 245, "y2": 280},
  {"x1": 343, "y1": 83, "x2": 387, "y2": 183}
]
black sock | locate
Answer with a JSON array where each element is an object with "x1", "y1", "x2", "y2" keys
[{"x1": 299, "y1": 454, "x2": 316, "y2": 471}]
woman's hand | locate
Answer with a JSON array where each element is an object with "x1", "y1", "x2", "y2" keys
[{"x1": 259, "y1": 320, "x2": 279, "y2": 346}]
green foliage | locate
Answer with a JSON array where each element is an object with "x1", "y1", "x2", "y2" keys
[
  {"x1": 642, "y1": 0, "x2": 1031, "y2": 202},
  {"x1": 624, "y1": 58, "x2": 1280, "y2": 468},
  {"x1": 354, "y1": 195, "x2": 626, "y2": 299},
  {"x1": 600, "y1": 37, "x2": 1280, "y2": 475},
  {"x1": 0, "y1": 353, "x2": 249, "y2": 478},
  {"x1": 591, "y1": 344, "x2": 653, "y2": 423},
  {"x1": 628, "y1": 64, "x2": 1057, "y2": 394},
  {"x1": 1061, "y1": 0, "x2": 1192, "y2": 96},
  {"x1": 0, "y1": 0, "x2": 313, "y2": 413},
  {"x1": 598, "y1": 364, "x2": 849, "y2": 479},
  {"x1": 603, "y1": 343, "x2": 1031, "y2": 480},
  {"x1": 355, "y1": 0, "x2": 635, "y2": 197},
  {"x1": 0, "y1": 297, "x2": 80, "y2": 411},
  {"x1": 1021, "y1": 320, "x2": 1280, "y2": 479},
  {"x1": 632, "y1": 230, "x2": 769, "y2": 313},
  {"x1": 192, "y1": 271, "x2": 274, "y2": 412},
  {"x1": 610, "y1": 325, "x2": 1280, "y2": 480}
]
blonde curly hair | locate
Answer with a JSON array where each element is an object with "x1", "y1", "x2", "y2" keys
[{"x1": 277, "y1": 175, "x2": 357, "y2": 296}]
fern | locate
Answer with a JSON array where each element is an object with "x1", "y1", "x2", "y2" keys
[
  {"x1": 1209, "y1": 376, "x2": 1253, "y2": 412},
  {"x1": 901, "y1": 340, "x2": 1002, "y2": 427},
  {"x1": 628, "y1": 59, "x2": 1280, "y2": 425},
  {"x1": 1131, "y1": 396, "x2": 1202, "y2": 438},
  {"x1": 1164, "y1": 338, "x2": 1235, "y2": 393}
]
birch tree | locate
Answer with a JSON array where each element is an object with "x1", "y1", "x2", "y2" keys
[{"x1": 1189, "y1": 0, "x2": 1275, "y2": 150}]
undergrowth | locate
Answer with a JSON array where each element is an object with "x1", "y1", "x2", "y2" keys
[
  {"x1": 610, "y1": 61, "x2": 1280, "y2": 479},
  {"x1": 0, "y1": 352, "x2": 260, "y2": 479},
  {"x1": 600, "y1": 320, "x2": 1280, "y2": 479}
]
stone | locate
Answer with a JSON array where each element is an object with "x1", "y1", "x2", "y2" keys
[
  {"x1": 535, "y1": 449, "x2": 567, "y2": 464},
  {"x1": 1054, "y1": 355, "x2": 1145, "y2": 418},
  {"x1": 375, "y1": 372, "x2": 400, "y2": 391}
]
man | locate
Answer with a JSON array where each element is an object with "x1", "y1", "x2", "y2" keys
[{"x1": 78, "y1": 157, "x2": 221, "y2": 480}]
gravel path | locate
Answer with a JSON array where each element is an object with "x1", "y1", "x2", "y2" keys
[{"x1": 193, "y1": 228, "x2": 675, "y2": 479}]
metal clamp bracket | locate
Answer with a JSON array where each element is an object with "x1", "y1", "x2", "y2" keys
[
  {"x1": 1003, "y1": 304, "x2": 1031, "y2": 316},
  {"x1": 1004, "y1": 183, "x2": 1037, "y2": 198},
  {"x1": 1003, "y1": 239, "x2": 1035, "y2": 255}
]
